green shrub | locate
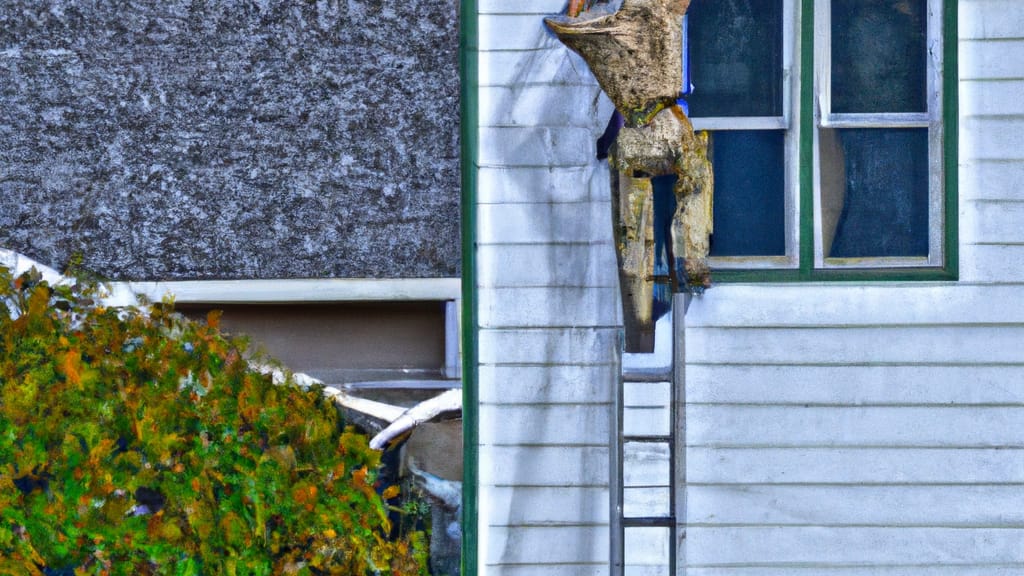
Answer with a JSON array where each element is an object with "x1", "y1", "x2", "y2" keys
[{"x1": 0, "y1": 266, "x2": 428, "y2": 575}]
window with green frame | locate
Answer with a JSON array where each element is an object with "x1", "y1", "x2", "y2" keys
[{"x1": 682, "y1": 0, "x2": 957, "y2": 282}]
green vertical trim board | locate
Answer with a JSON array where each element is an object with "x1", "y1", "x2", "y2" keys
[
  {"x1": 943, "y1": 0, "x2": 959, "y2": 279},
  {"x1": 459, "y1": 0, "x2": 479, "y2": 574},
  {"x1": 799, "y1": 0, "x2": 815, "y2": 280}
]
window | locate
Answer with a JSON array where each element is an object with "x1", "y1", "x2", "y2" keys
[
  {"x1": 689, "y1": 0, "x2": 796, "y2": 269},
  {"x1": 684, "y1": 0, "x2": 956, "y2": 280}
]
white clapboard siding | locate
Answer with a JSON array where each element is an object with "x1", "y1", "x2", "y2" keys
[
  {"x1": 959, "y1": 117, "x2": 1024, "y2": 160},
  {"x1": 960, "y1": 244, "x2": 1024, "y2": 283},
  {"x1": 687, "y1": 405, "x2": 1024, "y2": 447},
  {"x1": 960, "y1": 158, "x2": 1024, "y2": 202},
  {"x1": 687, "y1": 447, "x2": 1024, "y2": 485},
  {"x1": 688, "y1": 364, "x2": 1024, "y2": 404},
  {"x1": 481, "y1": 85, "x2": 611, "y2": 128},
  {"x1": 687, "y1": 484, "x2": 1024, "y2": 526},
  {"x1": 486, "y1": 526, "x2": 610, "y2": 564},
  {"x1": 478, "y1": 0, "x2": 569, "y2": 14},
  {"x1": 475, "y1": 1, "x2": 617, "y2": 574},
  {"x1": 477, "y1": 165, "x2": 612, "y2": 205},
  {"x1": 678, "y1": 2, "x2": 1024, "y2": 572},
  {"x1": 686, "y1": 526, "x2": 1024, "y2": 566},
  {"x1": 684, "y1": 284, "x2": 1024, "y2": 326},
  {"x1": 685, "y1": 568, "x2": 1024, "y2": 576},
  {"x1": 686, "y1": 325, "x2": 1024, "y2": 365},
  {"x1": 483, "y1": 566, "x2": 612, "y2": 576},
  {"x1": 478, "y1": 328, "x2": 620, "y2": 366},
  {"x1": 479, "y1": 48, "x2": 597, "y2": 87},
  {"x1": 478, "y1": 364, "x2": 620, "y2": 405},
  {"x1": 477, "y1": 202, "x2": 612, "y2": 245}
]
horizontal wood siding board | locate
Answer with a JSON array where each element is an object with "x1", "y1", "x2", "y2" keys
[
  {"x1": 685, "y1": 284, "x2": 1024, "y2": 327},
  {"x1": 960, "y1": 244, "x2": 1024, "y2": 282},
  {"x1": 480, "y1": 85, "x2": 614, "y2": 128},
  {"x1": 478, "y1": 49, "x2": 597, "y2": 88},
  {"x1": 959, "y1": 38, "x2": 1024, "y2": 81},
  {"x1": 479, "y1": 287, "x2": 620, "y2": 329},
  {"x1": 479, "y1": 445, "x2": 610, "y2": 487},
  {"x1": 964, "y1": 200, "x2": 1024, "y2": 244},
  {"x1": 478, "y1": 14, "x2": 562, "y2": 51},
  {"x1": 960, "y1": 159, "x2": 1024, "y2": 201},
  {"x1": 684, "y1": 565, "x2": 1024, "y2": 576},
  {"x1": 484, "y1": 486, "x2": 610, "y2": 526},
  {"x1": 477, "y1": 202, "x2": 612, "y2": 245},
  {"x1": 686, "y1": 405, "x2": 1024, "y2": 447},
  {"x1": 477, "y1": 166, "x2": 610, "y2": 205},
  {"x1": 961, "y1": 79, "x2": 1024, "y2": 117},
  {"x1": 960, "y1": 0, "x2": 1024, "y2": 40},
  {"x1": 684, "y1": 526, "x2": 1024, "y2": 565},
  {"x1": 479, "y1": 404, "x2": 611, "y2": 446},
  {"x1": 684, "y1": 326, "x2": 1024, "y2": 365},
  {"x1": 478, "y1": 328, "x2": 620, "y2": 367},
  {"x1": 686, "y1": 448, "x2": 1024, "y2": 484},
  {"x1": 687, "y1": 365, "x2": 1024, "y2": 405},
  {"x1": 486, "y1": 525, "x2": 609, "y2": 564},
  {"x1": 960, "y1": 117, "x2": 1024, "y2": 160},
  {"x1": 478, "y1": 242, "x2": 618, "y2": 289},
  {"x1": 478, "y1": 0, "x2": 570, "y2": 15},
  {"x1": 483, "y1": 567, "x2": 609, "y2": 576},
  {"x1": 685, "y1": 484, "x2": 1024, "y2": 526},
  {"x1": 475, "y1": 1, "x2": 617, "y2": 566},
  {"x1": 478, "y1": 126, "x2": 597, "y2": 168},
  {"x1": 478, "y1": 364, "x2": 619, "y2": 405}
]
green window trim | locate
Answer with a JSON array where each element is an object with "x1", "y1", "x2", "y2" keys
[
  {"x1": 459, "y1": 0, "x2": 479, "y2": 575},
  {"x1": 710, "y1": 0, "x2": 958, "y2": 284}
]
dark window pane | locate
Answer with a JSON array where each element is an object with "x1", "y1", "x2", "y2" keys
[
  {"x1": 831, "y1": 0, "x2": 927, "y2": 113},
  {"x1": 653, "y1": 175, "x2": 677, "y2": 278},
  {"x1": 829, "y1": 128, "x2": 929, "y2": 258},
  {"x1": 708, "y1": 130, "x2": 787, "y2": 257},
  {"x1": 652, "y1": 175, "x2": 675, "y2": 320},
  {"x1": 687, "y1": 0, "x2": 783, "y2": 117}
]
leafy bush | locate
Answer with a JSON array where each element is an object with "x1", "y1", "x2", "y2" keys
[{"x1": 0, "y1": 266, "x2": 428, "y2": 575}]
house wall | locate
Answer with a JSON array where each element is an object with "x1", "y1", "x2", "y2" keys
[
  {"x1": 0, "y1": 0, "x2": 460, "y2": 281},
  {"x1": 476, "y1": 0, "x2": 1024, "y2": 574},
  {"x1": 474, "y1": 1, "x2": 620, "y2": 574},
  {"x1": 679, "y1": 0, "x2": 1024, "y2": 573}
]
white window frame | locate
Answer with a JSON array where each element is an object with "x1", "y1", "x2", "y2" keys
[
  {"x1": 812, "y1": 0, "x2": 945, "y2": 269},
  {"x1": 691, "y1": 0, "x2": 801, "y2": 270},
  {"x1": 690, "y1": 0, "x2": 946, "y2": 272}
]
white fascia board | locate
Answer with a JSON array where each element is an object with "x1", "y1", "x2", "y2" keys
[
  {"x1": 2, "y1": 248, "x2": 460, "y2": 304},
  {"x1": 120, "y1": 278, "x2": 462, "y2": 305}
]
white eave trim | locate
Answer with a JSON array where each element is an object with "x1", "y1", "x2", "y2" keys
[
  {"x1": 2, "y1": 248, "x2": 460, "y2": 304},
  {"x1": 123, "y1": 278, "x2": 462, "y2": 304}
]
